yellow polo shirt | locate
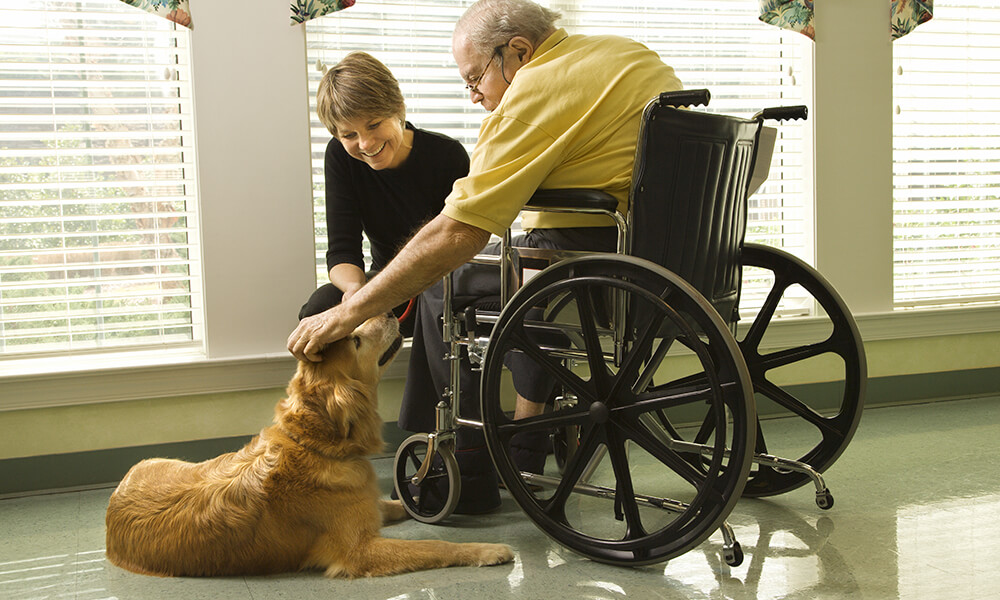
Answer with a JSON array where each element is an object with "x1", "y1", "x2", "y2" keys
[{"x1": 442, "y1": 29, "x2": 682, "y2": 236}]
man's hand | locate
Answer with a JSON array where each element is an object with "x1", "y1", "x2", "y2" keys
[
  {"x1": 287, "y1": 214, "x2": 491, "y2": 362},
  {"x1": 286, "y1": 304, "x2": 360, "y2": 362}
]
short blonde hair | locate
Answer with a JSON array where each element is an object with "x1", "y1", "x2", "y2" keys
[{"x1": 316, "y1": 52, "x2": 406, "y2": 136}]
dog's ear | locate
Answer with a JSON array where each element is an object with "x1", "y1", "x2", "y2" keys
[{"x1": 328, "y1": 378, "x2": 384, "y2": 454}]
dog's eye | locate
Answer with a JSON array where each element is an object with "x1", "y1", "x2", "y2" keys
[{"x1": 353, "y1": 336, "x2": 361, "y2": 349}]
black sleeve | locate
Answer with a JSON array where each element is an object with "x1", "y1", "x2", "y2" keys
[
  {"x1": 323, "y1": 139, "x2": 366, "y2": 273},
  {"x1": 442, "y1": 140, "x2": 471, "y2": 199}
]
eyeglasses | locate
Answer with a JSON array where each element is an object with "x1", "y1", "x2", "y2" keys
[{"x1": 464, "y1": 45, "x2": 505, "y2": 95}]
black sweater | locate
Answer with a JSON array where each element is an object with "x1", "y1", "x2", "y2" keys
[{"x1": 324, "y1": 123, "x2": 470, "y2": 273}]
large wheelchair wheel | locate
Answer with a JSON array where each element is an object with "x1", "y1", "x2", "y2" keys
[
  {"x1": 393, "y1": 434, "x2": 461, "y2": 524},
  {"x1": 737, "y1": 243, "x2": 867, "y2": 498},
  {"x1": 480, "y1": 255, "x2": 755, "y2": 566}
]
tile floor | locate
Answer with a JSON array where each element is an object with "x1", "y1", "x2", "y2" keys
[{"x1": 2, "y1": 396, "x2": 999, "y2": 600}]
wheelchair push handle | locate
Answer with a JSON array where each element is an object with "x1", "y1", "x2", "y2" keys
[
  {"x1": 658, "y1": 89, "x2": 711, "y2": 108},
  {"x1": 753, "y1": 105, "x2": 808, "y2": 122}
]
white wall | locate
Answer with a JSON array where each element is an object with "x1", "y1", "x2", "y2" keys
[
  {"x1": 191, "y1": 1, "x2": 317, "y2": 358},
  {"x1": 814, "y1": 0, "x2": 894, "y2": 314}
]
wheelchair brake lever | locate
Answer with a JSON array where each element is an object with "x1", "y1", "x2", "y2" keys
[{"x1": 464, "y1": 306, "x2": 486, "y2": 369}]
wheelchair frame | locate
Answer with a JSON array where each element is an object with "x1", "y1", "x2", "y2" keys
[{"x1": 393, "y1": 90, "x2": 867, "y2": 568}]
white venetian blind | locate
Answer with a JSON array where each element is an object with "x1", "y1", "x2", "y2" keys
[
  {"x1": 304, "y1": 0, "x2": 812, "y2": 317},
  {"x1": 893, "y1": 1, "x2": 1000, "y2": 309},
  {"x1": 0, "y1": 0, "x2": 202, "y2": 356}
]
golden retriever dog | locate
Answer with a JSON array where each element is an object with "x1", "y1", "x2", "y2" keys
[{"x1": 105, "y1": 314, "x2": 513, "y2": 578}]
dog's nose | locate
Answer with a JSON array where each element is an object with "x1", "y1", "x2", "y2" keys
[{"x1": 385, "y1": 312, "x2": 395, "y2": 319}]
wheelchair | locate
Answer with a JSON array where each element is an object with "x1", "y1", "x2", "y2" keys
[{"x1": 392, "y1": 90, "x2": 867, "y2": 568}]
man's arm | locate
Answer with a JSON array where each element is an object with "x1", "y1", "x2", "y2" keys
[{"x1": 287, "y1": 213, "x2": 492, "y2": 361}]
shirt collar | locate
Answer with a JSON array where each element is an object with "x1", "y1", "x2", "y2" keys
[{"x1": 532, "y1": 28, "x2": 568, "y2": 60}]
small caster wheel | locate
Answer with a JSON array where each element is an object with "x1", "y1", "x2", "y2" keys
[
  {"x1": 393, "y1": 434, "x2": 461, "y2": 523},
  {"x1": 816, "y1": 489, "x2": 834, "y2": 510},
  {"x1": 723, "y1": 541, "x2": 744, "y2": 567}
]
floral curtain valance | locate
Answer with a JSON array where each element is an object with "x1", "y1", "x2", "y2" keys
[
  {"x1": 291, "y1": 0, "x2": 356, "y2": 25},
  {"x1": 119, "y1": 0, "x2": 192, "y2": 28},
  {"x1": 759, "y1": 0, "x2": 933, "y2": 41},
  {"x1": 117, "y1": 0, "x2": 359, "y2": 28}
]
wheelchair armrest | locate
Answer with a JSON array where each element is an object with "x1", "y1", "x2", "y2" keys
[{"x1": 524, "y1": 188, "x2": 618, "y2": 213}]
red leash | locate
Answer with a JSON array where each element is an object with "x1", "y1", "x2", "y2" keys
[{"x1": 397, "y1": 297, "x2": 416, "y2": 323}]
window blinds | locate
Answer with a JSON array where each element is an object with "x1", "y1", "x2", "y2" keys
[
  {"x1": 304, "y1": 0, "x2": 811, "y2": 315},
  {"x1": 0, "y1": 1, "x2": 201, "y2": 356},
  {"x1": 893, "y1": 1, "x2": 1000, "y2": 308}
]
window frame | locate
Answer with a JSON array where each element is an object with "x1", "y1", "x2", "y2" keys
[{"x1": 0, "y1": 1, "x2": 204, "y2": 359}]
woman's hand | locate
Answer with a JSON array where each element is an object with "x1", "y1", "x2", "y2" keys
[{"x1": 330, "y1": 264, "x2": 366, "y2": 302}]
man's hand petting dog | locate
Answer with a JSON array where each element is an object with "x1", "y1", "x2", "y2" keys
[{"x1": 287, "y1": 304, "x2": 362, "y2": 362}]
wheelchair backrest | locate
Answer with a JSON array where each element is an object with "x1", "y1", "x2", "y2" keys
[{"x1": 627, "y1": 95, "x2": 762, "y2": 324}]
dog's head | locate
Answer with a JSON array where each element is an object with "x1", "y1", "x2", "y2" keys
[
  {"x1": 302, "y1": 312, "x2": 403, "y2": 386},
  {"x1": 278, "y1": 314, "x2": 403, "y2": 457}
]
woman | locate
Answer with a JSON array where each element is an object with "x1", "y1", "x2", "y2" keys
[{"x1": 298, "y1": 52, "x2": 470, "y2": 335}]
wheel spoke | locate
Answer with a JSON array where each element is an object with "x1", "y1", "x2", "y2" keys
[
  {"x1": 743, "y1": 273, "x2": 789, "y2": 351},
  {"x1": 508, "y1": 326, "x2": 597, "y2": 405},
  {"x1": 405, "y1": 445, "x2": 423, "y2": 470},
  {"x1": 573, "y1": 286, "x2": 612, "y2": 393},
  {"x1": 614, "y1": 416, "x2": 712, "y2": 494},
  {"x1": 417, "y1": 472, "x2": 447, "y2": 505},
  {"x1": 692, "y1": 405, "x2": 718, "y2": 445},
  {"x1": 756, "y1": 340, "x2": 837, "y2": 372},
  {"x1": 619, "y1": 381, "x2": 716, "y2": 417},
  {"x1": 605, "y1": 429, "x2": 647, "y2": 540},
  {"x1": 607, "y1": 309, "x2": 666, "y2": 404},
  {"x1": 633, "y1": 335, "x2": 676, "y2": 394},
  {"x1": 649, "y1": 370, "x2": 709, "y2": 393},
  {"x1": 495, "y1": 404, "x2": 591, "y2": 437},
  {"x1": 756, "y1": 378, "x2": 844, "y2": 440},
  {"x1": 541, "y1": 424, "x2": 603, "y2": 521}
]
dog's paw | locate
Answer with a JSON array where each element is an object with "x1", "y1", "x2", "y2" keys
[
  {"x1": 380, "y1": 499, "x2": 409, "y2": 523},
  {"x1": 475, "y1": 543, "x2": 514, "y2": 566}
]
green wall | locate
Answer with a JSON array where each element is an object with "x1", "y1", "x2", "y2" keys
[{"x1": 2, "y1": 332, "x2": 997, "y2": 464}]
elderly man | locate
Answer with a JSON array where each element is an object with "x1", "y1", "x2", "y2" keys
[{"x1": 288, "y1": 0, "x2": 682, "y2": 512}]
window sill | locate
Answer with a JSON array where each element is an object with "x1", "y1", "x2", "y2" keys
[
  {"x1": 1, "y1": 306, "x2": 997, "y2": 412},
  {"x1": 0, "y1": 342, "x2": 414, "y2": 412}
]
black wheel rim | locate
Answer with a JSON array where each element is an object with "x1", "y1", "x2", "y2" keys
[
  {"x1": 737, "y1": 243, "x2": 867, "y2": 497},
  {"x1": 481, "y1": 255, "x2": 755, "y2": 566}
]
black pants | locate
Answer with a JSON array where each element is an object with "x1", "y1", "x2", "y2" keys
[{"x1": 398, "y1": 227, "x2": 617, "y2": 499}]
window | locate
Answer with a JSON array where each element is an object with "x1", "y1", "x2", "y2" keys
[
  {"x1": 304, "y1": 0, "x2": 812, "y2": 315},
  {"x1": 893, "y1": 1, "x2": 1000, "y2": 309},
  {"x1": 0, "y1": 0, "x2": 201, "y2": 356}
]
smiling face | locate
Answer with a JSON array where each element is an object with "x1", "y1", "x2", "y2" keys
[{"x1": 334, "y1": 115, "x2": 413, "y2": 170}]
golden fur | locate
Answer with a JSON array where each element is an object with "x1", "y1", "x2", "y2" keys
[{"x1": 105, "y1": 314, "x2": 513, "y2": 578}]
